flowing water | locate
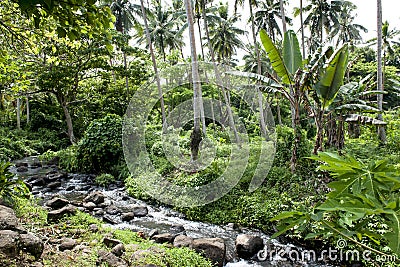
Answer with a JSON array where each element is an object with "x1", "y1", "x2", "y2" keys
[{"x1": 11, "y1": 157, "x2": 336, "y2": 267}]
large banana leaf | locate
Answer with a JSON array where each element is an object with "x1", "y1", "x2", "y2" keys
[
  {"x1": 259, "y1": 29, "x2": 292, "y2": 85},
  {"x1": 283, "y1": 30, "x2": 302, "y2": 75},
  {"x1": 314, "y1": 44, "x2": 349, "y2": 110}
]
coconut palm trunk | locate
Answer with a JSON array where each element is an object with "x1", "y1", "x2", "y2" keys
[
  {"x1": 201, "y1": 1, "x2": 240, "y2": 143},
  {"x1": 377, "y1": 0, "x2": 386, "y2": 143},
  {"x1": 184, "y1": 0, "x2": 204, "y2": 161},
  {"x1": 248, "y1": 0, "x2": 268, "y2": 137},
  {"x1": 140, "y1": 0, "x2": 167, "y2": 132},
  {"x1": 300, "y1": 0, "x2": 306, "y2": 57}
]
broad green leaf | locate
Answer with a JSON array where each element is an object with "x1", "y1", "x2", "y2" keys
[
  {"x1": 283, "y1": 30, "x2": 302, "y2": 75},
  {"x1": 385, "y1": 212, "x2": 400, "y2": 256},
  {"x1": 270, "y1": 211, "x2": 304, "y2": 221},
  {"x1": 314, "y1": 44, "x2": 349, "y2": 110},
  {"x1": 259, "y1": 29, "x2": 292, "y2": 85}
]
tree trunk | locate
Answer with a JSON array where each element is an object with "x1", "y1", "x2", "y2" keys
[
  {"x1": 197, "y1": 17, "x2": 205, "y2": 60},
  {"x1": 313, "y1": 109, "x2": 324, "y2": 154},
  {"x1": 16, "y1": 97, "x2": 21, "y2": 129},
  {"x1": 291, "y1": 103, "x2": 300, "y2": 173},
  {"x1": 140, "y1": 0, "x2": 167, "y2": 132},
  {"x1": 26, "y1": 95, "x2": 29, "y2": 124},
  {"x1": 202, "y1": 2, "x2": 239, "y2": 142},
  {"x1": 59, "y1": 97, "x2": 76, "y2": 145},
  {"x1": 279, "y1": 0, "x2": 287, "y2": 33},
  {"x1": 248, "y1": 0, "x2": 268, "y2": 137},
  {"x1": 377, "y1": 0, "x2": 386, "y2": 143},
  {"x1": 185, "y1": 0, "x2": 203, "y2": 161},
  {"x1": 300, "y1": 0, "x2": 306, "y2": 58}
]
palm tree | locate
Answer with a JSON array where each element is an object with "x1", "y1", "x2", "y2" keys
[
  {"x1": 206, "y1": 4, "x2": 245, "y2": 64},
  {"x1": 134, "y1": 2, "x2": 186, "y2": 61},
  {"x1": 104, "y1": 0, "x2": 140, "y2": 94},
  {"x1": 376, "y1": 0, "x2": 386, "y2": 143},
  {"x1": 303, "y1": 0, "x2": 342, "y2": 52},
  {"x1": 254, "y1": 0, "x2": 291, "y2": 42},
  {"x1": 140, "y1": 0, "x2": 167, "y2": 132},
  {"x1": 329, "y1": 1, "x2": 367, "y2": 46},
  {"x1": 235, "y1": 0, "x2": 269, "y2": 136},
  {"x1": 184, "y1": 0, "x2": 204, "y2": 161}
]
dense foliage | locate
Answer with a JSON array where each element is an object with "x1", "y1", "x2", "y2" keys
[{"x1": 1, "y1": 0, "x2": 400, "y2": 265}]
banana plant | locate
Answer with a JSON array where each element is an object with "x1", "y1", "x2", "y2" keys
[
  {"x1": 260, "y1": 29, "x2": 349, "y2": 165},
  {"x1": 312, "y1": 44, "x2": 349, "y2": 153},
  {"x1": 232, "y1": 29, "x2": 349, "y2": 169}
]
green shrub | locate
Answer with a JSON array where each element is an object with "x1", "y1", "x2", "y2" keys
[
  {"x1": 77, "y1": 114, "x2": 122, "y2": 173},
  {"x1": 0, "y1": 162, "x2": 29, "y2": 205},
  {"x1": 95, "y1": 173, "x2": 115, "y2": 187}
]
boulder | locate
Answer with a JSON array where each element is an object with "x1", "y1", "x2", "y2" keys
[
  {"x1": 47, "y1": 204, "x2": 77, "y2": 223},
  {"x1": 17, "y1": 166, "x2": 28, "y2": 172},
  {"x1": 132, "y1": 206, "x2": 148, "y2": 217},
  {"x1": 0, "y1": 230, "x2": 19, "y2": 256},
  {"x1": 47, "y1": 181, "x2": 61, "y2": 189},
  {"x1": 148, "y1": 229, "x2": 158, "y2": 238},
  {"x1": 105, "y1": 205, "x2": 121, "y2": 215},
  {"x1": 59, "y1": 238, "x2": 77, "y2": 251},
  {"x1": 121, "y1": 212, "x2": 135, "y2": 222},
  {"x1": 173, "y1": 235, "x2": 193, "y2": 248},
  {"x1": 191, "y1": 238, "x2": 226, "y2": 267},
  {"x1": 83, "y1": 202, "x2": 97, "y2": 211},
  {"x1": 0, "y1": 205, "x2": 18, "y2": 230},
  {"x1": 151, "y1": 233, "x2": 175, "y2": 244},
  {"x1": 84, "y1": 191, "x2": 105, "y2": 205},
  {"x1": 46, "y1": 197, "x2": 70, "y2": 209},
  {"x1": 235, "y1": 234, "x2": 264, "y2": 259},
  {"x1": 97, "y1": 249, "x2": 128, "y2": 267},
  {"x1": 19, "y1": 232, "x2": 44, "y2": 259}
]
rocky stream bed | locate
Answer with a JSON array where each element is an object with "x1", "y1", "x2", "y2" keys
[{"x1": 0, "y1": 157, "x2": 338, "y2": 267}]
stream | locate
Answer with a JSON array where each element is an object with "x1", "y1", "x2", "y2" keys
[{"x1": 11, "y1": 156, "x2": 336, "y2": 267}]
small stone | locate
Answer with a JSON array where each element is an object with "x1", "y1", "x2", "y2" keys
[
  {"x1": 121, "y1": 212, "x2": 135, "y2": 222},
  {"x1": 46, "y1": 197, "x2": 70, "y2": 209},
  {"x1": 59, "y1": 238, "x2": 77, "y2": 251},
  {"x1": 47, "y1": 181, "x2": 61, "y2": 189},
  {"x1": 148, "y1": 229, "x2": 159, "y2": 238},
  {"x1": 47, "y1": 205, "x2": 77, "y2": 223},
  {"x1": 132, "y1": 206, "x2": 148, "y2": 217},
  {"x1": 17, "y1": 166, "x2": 28, "y2": 172},
  {"x1": 111, "y1": 243, "x2": 125, "y2": 257},
  {"x1": 83, "y1": 202, "x2": 97, "y2": 210},
  {"x1": 151, "y1": 233, "x2": 175, "y2": 244},
  {"x1": 89, "y1": 224, "x2": 99, "y2": 233},
  {"x1": 102, "y1": 215, "x2": 118, "y2": 225},
  {"x1": 84, "y1": 191, "x2": 105, "y2": 205},
  {"x1": 103, "y1": 237, "x2": 122, "y2": 248},
  {"x1": 105, "y1": 205, "x2": 121, "y2": 215},
  {"x1": 97, "y1": 249, "x2": 128, "y2": 267}
]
